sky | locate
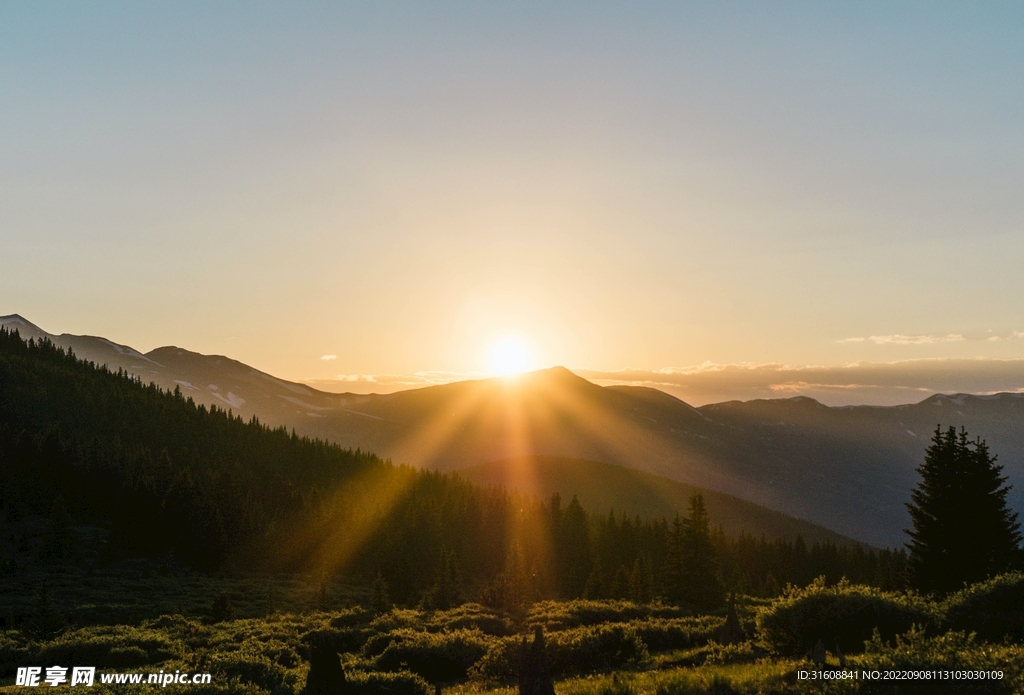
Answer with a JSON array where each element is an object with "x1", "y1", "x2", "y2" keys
[{"x1": 3, "y1": 2, "x2": 1024, "y2": 405}]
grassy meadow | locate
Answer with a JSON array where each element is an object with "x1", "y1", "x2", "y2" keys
[{"x1": 3, "y1": 529, "x2": 1024, "y2": 695}]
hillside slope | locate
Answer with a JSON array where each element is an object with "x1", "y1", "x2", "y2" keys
[
  {"x1": 5, "y1": 314, "x2": 1023, "y2": 548},
  {"x1": 456, "y1": 456, "x2": 860, "y2": 546}
]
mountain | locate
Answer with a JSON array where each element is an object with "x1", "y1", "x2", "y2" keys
[
  {"x1": 5, "y1": 314, "x2": 1023, "y2": 548},
  {"x1": 2, "y1": 330, "x2": 897, "y2": 598},
  {"x1": 456, "y1": 456, "x2": 859, "y2": 546},
  {"x1": 0, "y1": 314, "x2": 346, "y2": 424}
]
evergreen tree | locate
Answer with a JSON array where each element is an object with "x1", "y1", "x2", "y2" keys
[
  {"x1": 371, "y1": 571, "x2": 391, "y2": 614},
  {"x1": 628, "y1": 552, "x2": 653, "y2": 604},
  {"x1": 680, "y1": 494, "x2": 724, "y2": 608},
  {"x1": 431, "y1": 547, "x2": 462, "y2": 610},
  {"x1": 582, "y1": 556, "x2": 605, "y2": 599},
  {"x1": 610, "y1": 565, "x2": 631, "y2": 599},
  {"x1": 557, "y1": 496, "x2": 592, "y2": 598},
  {"x1": 481, "y1": 541, "x2": 531, "y2": 617},
  {"x1": 906, "y1": 426, "x2": 1023, "y2": 594},
  {"x1": 662, "y1": 513, "x2": 685, "y2": 602}
]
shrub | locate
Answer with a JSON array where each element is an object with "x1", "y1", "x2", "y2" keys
[
  {"x1": 209, "y1": 650, "x2": 293, "y2": 692},
  {"x1": 347, "y1": 670, "x2": 431, "y2": 695},
  {"x1": 942, "y1": 572, "x2": 1024, "y2": 643},
  {"x1": 328, "y1": 607, "x2": 375, "y2": 629},
  {"x1": 628, "y1": 617, "x2": 724, "y2": 653},
  {"x1": 820, "y1": 627, "x2": 1024, "y2": 695},
  {"x1": 34, "y1": 626, "x2": 176, "y2": 667},
  {"x1": 471, "y1": 624, "x2": 649, "y2": 682},
  {"x1": 527, "y1": 600, "x2": 683, "y2": 631},
  {"x1": 756, "y1": 578, "x2": 938, "y2": 656},
  {"x1": 369, "y1": 629, "x2": 491, "y2": 682},
  {"x1": 304, "y1": 627, "x2": 372, "y2": 654},
  {"x1": 426, "y1": 603, "x2": 514, "y2": 636}
]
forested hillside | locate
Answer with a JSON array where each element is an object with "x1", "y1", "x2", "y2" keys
[
  {"x1": 457, "y1": 456, "x2": 856, "y2": 546},
  {"x1": 0, "y1": 329, "x2": 903, "y2": 606}
]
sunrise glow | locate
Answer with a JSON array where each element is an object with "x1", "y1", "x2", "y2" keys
[{"x1": 487, "y1": 336, "x2": 534, "y2": 376}]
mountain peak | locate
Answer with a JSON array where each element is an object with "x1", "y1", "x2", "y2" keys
[{"x1": 0, "y1": 314, "x2": 50, "y2": 339}]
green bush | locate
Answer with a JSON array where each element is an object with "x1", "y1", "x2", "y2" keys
[
  {"x1": 328, "y1": 607, "x2": 375, "y2": 629},
  {"x1": 34, "y1": 625, "x2": 176, "y2": 667},
  {"x1": 347, "y1": 670, "x2": 431, "y2": 695},
  {"x1": 425, "y1": 603, "x2": 513, "y2": 636},
  {"x1": 472, "y1": 624, "x2": 649, "y2": 682},
  {"x1": 942, "y1": 572, "x2": 1024, "y2": 643},
  {"x1": 756, "y1": 578, "x2": 938, "y2": 656},
  {"x1": 629, "y1": 616, "x2": 724, "y2": 653},
  {"x1": 209, "y1": 650, "x2": 294, "y2": 692},
  {"x1": 304, "y1": 627, "x2": 372, "y2": 654},
  {"x1": 369, "y1": 628, "x2": 491, "y2": 682},
  {"x1": 527, "y1": 600, "x2": 684, "y2": 631},
  {"x1": 817, "y1": 627, "x2": 1024, "y2": 695}
]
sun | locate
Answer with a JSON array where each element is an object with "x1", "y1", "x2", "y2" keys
[{"x1": 487, "y1": 335, "x2": 534, "y2": 376}]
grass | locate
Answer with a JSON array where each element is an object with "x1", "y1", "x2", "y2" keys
[{"x1": 2, "y1": 522, "x2": 1023, "y2": 695}]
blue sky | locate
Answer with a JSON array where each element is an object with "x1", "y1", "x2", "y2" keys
[{"x1": 3, "y1": 2, "x2": 1024, "y2": 401}]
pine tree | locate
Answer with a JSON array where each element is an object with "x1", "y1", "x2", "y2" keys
[
  {"x1": 628, "y1": 552, "x2": 653, "y2": 604},
  {"x1": 680, "y1": 494, "x2": 724, "y2": 609},
  {"x1": 582, "y1": 556, "x2": 605, "y2": 599},
  {"x1": 431, "y1": 548, "x2": 462, "y2": 610},
  {"x1": 662, "y1": 514, "x2": 685, "y2": 602},
  {"x1": 906, "y1": 426, "x2": 1023, "y2": 594},
  {"x1": 371, "y1": 571, "x2": 391, "y2": 614},
  {"x1": 557, "y1": 496, "x2": 592, "y2": 598},
  {"x1": 610, "y1": 565, "x2": 631, "y2": 599}
]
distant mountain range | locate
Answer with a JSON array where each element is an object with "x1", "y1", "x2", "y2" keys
[{"x1": 5, "y1": 313, "x2": 1023, "y2": 548}]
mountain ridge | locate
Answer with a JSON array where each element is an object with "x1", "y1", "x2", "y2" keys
[{"x1": 4, "y1": 314, "x2": 1023, "y2": 548}]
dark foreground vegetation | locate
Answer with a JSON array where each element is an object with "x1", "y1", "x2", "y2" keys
[{"x1": 2, "y1": 573, "x2": 1024, "y2": 694}]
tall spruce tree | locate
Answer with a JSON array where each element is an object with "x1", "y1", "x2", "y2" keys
[
  {"x1": 680, "y1": 494, "x2": 724, "y2": 609},
  {"x1": 906, "y1": 426, "x2": 1023, "y2": 594},
  {"x1": 662, "y1": 513, "x2": 685, "y2": 602}
]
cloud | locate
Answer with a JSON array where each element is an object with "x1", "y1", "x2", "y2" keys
[
  {"x1": 334, "y1": 374, "x2": 376, "y2": 382},
  {"x1": 1014, "y1": 331, "x2": 1024, "y2": 339},
  {"x1": 867, "y1": 334, "x2": 964, "y2": 345},
  {"x1": 320, "y1": 354, "x2": 337, "y2": 361},
  {"x1": 836, "y1": 337, "x2": 865, "y2": 344},
  {"x1": 575, "y1": 358, "x2": 1024, "y2": 406},
  {"x1": 300, "y1": 359, "x2": 1024, "y2": 406}
]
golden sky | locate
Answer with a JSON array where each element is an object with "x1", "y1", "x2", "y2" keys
[{"x1": 3, "y1": 4, "x2": 1024, "y2": 403}]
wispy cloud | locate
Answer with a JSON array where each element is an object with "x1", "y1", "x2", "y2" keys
[
  {"x1": 866, "y1": 334, "x2": 963, "y2": 345},
  {"x1": 320, "y1": 354, "x2": 337, "y2": 361},
  {"x1": 576, "y1": 358, "x2": 1024, "y2": 406},
  {"x1": 300, "y1": 358, "x2": 1024, "y2": 406},
  {"x1": 837, "y1": 331, "x2": 1024, "y2": 345},
  {"x1": 334, "y1": 374, "x2": 376, "y2": 382}
]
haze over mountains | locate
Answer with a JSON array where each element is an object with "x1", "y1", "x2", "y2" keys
[{"x1": 5, "y1": 314, "x2": 1023, "y2": 549}]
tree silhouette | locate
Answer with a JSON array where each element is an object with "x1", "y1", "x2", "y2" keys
[
  {"x1": 371, "y1": 570, "x2": 391, "y2": 614},
  {"x1": 680, "y1": 494, "x2": 724, "y2": 608},
  {"x1": 431, "y1": 547, "x2": 462, "y2": 610},
  {"x1": 906, "y1": 426, "x2": 1023, "y2": 594}
]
